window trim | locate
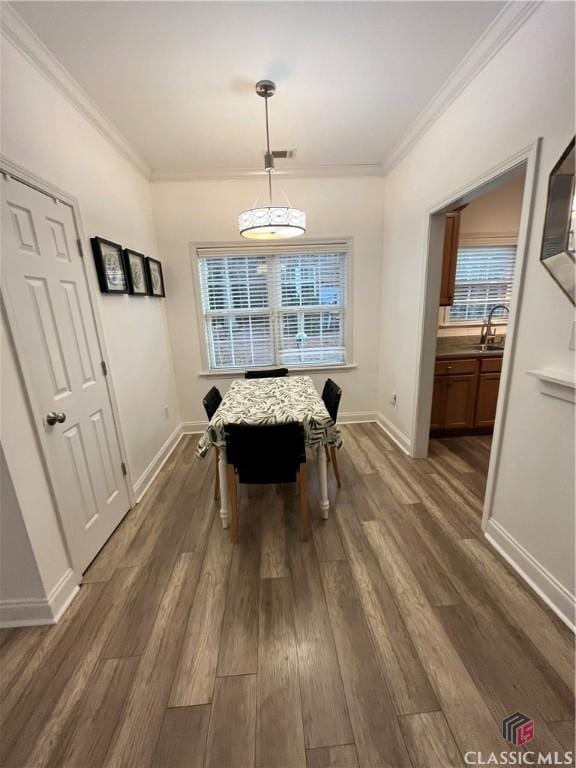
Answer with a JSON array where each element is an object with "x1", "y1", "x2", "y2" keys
[{"x1": 190, "y1": 238, "x2": 354, "y2": 373}]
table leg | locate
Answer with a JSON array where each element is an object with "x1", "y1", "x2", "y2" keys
[
  {"x1": 318, "y1": 444, "x2": 330, "y2": 520},
  {"x1": 218, "y1": 446, "x2": 230, "y2": 529}
]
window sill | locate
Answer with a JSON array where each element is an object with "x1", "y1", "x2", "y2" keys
[{"x1": 198, "y1": 363, "x2": 358, "y2": 378}]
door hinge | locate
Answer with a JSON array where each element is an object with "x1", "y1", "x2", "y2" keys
[
  {"x1": 101, "y1": 360, "x2": 108, "y2": 376},
  {"x1": 121, "y1": 461, "x2": 127, "y2": 477},
  {"x1": 77, "y1": 238, "x2": 84, "y2": 257}
]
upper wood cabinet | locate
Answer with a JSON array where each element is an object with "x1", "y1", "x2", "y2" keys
[{"x1": 439, "y1": 211, "x2": 461, "y2": 306}]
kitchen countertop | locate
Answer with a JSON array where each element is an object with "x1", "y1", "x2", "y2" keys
[{"x1": 436, "y1": 336, "x2": 505, "y2": 359}]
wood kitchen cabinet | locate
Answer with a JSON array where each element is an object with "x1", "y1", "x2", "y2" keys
[
  {"x1": 439, "y1": 211, "x2": 461, "y2": 306},
  {"x1": 444, "y1": 374, "x2": 478, "y2": 428},
  {"x1": 430, "y1": 379, "x2": 446, "y2": 431},
  {"x1": 475, "y1": 374, "x2": 500, "y2": 427},
  {"x1": 431, "y1": 358, "x2": 478, "y2": 433},
  {"x1": 474, "y1": 357, "x2": 503, "y2": 428},
  {"x1": 431, "y1": 355, "x2": 502, "y2": 435}
]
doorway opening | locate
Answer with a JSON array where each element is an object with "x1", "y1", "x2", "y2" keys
[{"x1": 412, "y1": 141, "x2": 540, "y2": 533}]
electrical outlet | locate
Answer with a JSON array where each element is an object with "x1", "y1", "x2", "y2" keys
[
  {"x1": 390, "y1": 393, "x2": 397, "y2": 408},
  {"x1": 164, "y1": 405, "x2": 169, "y2": 418}
]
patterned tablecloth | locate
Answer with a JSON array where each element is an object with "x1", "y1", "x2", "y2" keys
[{"x1": 196, "y1": 375, "x2": 342, "y2": 458}]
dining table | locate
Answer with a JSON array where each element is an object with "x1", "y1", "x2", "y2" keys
[{"x1": 196, "y1": 375, "x2": 342, "y2": 529}]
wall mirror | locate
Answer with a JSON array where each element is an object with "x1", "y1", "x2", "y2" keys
[{"x1": 540, "y1": 137, "x2": 575, "y2": 305}]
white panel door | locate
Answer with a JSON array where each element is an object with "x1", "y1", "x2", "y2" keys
[{"x1": 1, "y1": 175, "x2": 130, "y2": 573}]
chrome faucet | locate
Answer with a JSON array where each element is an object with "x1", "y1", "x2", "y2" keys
[{"x1": 480, "y1": 304, "x2": 509, "y2": 345}]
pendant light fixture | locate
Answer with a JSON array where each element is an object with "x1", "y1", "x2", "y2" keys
[{"x1": 239, "y1": 80, "x2": 306, "y2": 240}]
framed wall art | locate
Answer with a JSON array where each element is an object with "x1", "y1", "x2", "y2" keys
[
  {"x1": 124, "y1": 249, "x2": 148, "y2": 296},
  {"x1": 146, "y1": 257, "x2": 165, "y2": 297},
  {"x1": 91, "y1": 237, "x2": 128, "y2": 294}
]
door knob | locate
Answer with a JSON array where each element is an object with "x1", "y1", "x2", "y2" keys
[{"x1": 46, "y1": 411, "x2": 66, "y2": 426}]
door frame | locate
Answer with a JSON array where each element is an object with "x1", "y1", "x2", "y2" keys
[
  {"x1": 0, "y1": 155, "x2": 134, "y2": 574},
  {"x1": 411, "y1": 138, "x2": 541, "y2": 534}
]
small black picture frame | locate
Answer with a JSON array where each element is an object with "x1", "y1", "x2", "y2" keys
[
  {"x1": 91, "y1": 237, "x2": 128, "y2": 293},
  {"x1": 145, "y1": 257, "x2": 165, "y2": 297},
  {"x1": 123, "y1": 249, "x2": 149, "y2": 296}
]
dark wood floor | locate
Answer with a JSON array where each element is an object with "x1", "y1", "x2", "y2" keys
[{"x1": 1, "y1": 424, "x2": 574, "y2": 768}]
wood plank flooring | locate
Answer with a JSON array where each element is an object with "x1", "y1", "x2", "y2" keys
[{"x1": 0, "y1": 427, "x2": 573, "y2": 767}]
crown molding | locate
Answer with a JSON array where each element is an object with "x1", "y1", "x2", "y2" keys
[
  {"x1": 150, "y1": 163, "x2": 384, "y2": 182},
  {"x1": 1, "y1": 4, "x2": 151, "y2": 179},
  {"x1": 381, "y1": 1, "x2": 542, "y2": 176}
]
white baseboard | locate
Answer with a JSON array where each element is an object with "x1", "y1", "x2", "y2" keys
[
  {"x1": 49, "y1": 568, "x2": 80, "y2": 622},
  {"x1": 375, "y1": 412, "x2": 412, "y2": 455},
  {"x1": 183, "y1": 412, "x2": 377, "y2": 434},
  {"x1": 0, "y1": 597, "x2": 55, "y2": 627},
  {"x1": 132, "y1": 425, "x2": 184, "y2": 502},
  {"x1": 182, "y1": 420, "x2": 209, "y2": 434},
  {"x1": 338, "y1": 410, "x2": 378, "y2": 424},
  {"x1": 0, "y1": 567, "x2": 79, "y2": 628},
  {"x1": 485, "y1": 519, "x2": 575, "y2": 633}
]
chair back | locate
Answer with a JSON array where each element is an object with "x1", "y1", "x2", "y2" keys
[
  {"x1": 202, "y1": 386, "x2": 222, "y2": 421},
  {"x1": 245, "y1": 367, "x2": 289, "y2": 379},
  {"x1": 322, "y1": 379, "x2": 342, "y2": 423},
  {"x1": 224, "y1": 422, "x2": 305, "y2": 484}
]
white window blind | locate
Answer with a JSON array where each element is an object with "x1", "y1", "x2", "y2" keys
[
  {"x1": 447, "y1": 245, "x2": 516, "y2": 324},
  {"x1": 197, "y1": 244, "x2": 348, "y2": 370}
]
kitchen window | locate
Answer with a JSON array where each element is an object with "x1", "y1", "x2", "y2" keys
[
  {"x1": 441, "y1": 244, "x2": 516, "y2": 325},
  {"x1": 196, "y1": 242, "x2": 349, "y2": 371}
]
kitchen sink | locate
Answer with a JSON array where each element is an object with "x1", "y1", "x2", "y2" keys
[{"x1": 471, "y1": 343, "x2": 505, "y2": 352}]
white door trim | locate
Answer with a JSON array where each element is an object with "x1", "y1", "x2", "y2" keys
[
  {"x1": 410, "y1": 139, "x2": 541, "y2": 538},
  {"x1": 0, "y1": 155, "x2": 134, "y2": 575}
]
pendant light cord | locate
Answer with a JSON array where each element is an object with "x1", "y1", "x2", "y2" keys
[
  {"x1": 265, "y1": 94, "x2": 273, "y2": 207},
  {"x1": 264, "y1": 94, "x2": 271, "y2": 157}
]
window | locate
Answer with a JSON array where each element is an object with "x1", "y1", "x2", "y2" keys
[
  {"x1": 196, "y1": 243, "x2": 348, "y2": 370},
  {"x1": 443, "y1": 245, "x2": 516, "y2": 325}
]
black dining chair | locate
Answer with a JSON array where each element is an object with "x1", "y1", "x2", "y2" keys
[
  {"x1": 244, "y1": 367, "x2": 289, "y2": 379},
  {"x1": 202, "y1": 386, "x2": 223, "y2": 501},
  {"x1": 224, "y1": 422, "x2": 308, "y2": 542},
  {"x1": 322, "y1": 379, "x2": 342, "y2": 488}
]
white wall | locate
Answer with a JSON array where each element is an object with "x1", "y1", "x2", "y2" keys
[
  {"x1": 459, "y1": 173, "x2": 525, "y2": 241},
  {"x1": 378, "y1": 1, "x2": 575, "y2": 622},
  {"x1": 0, "y1": 439, "x2": 45, "y2": 603},
  {"x1": 1, "y1": 37, "x2": 180, "y2": 614},
  {"x1": 151, "y1": 177, "x2": 385, "y2": 424}
]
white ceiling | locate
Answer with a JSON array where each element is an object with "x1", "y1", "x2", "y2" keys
[{"x1": 13, "y1": 1, "x2": 505, "y2": 177}]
